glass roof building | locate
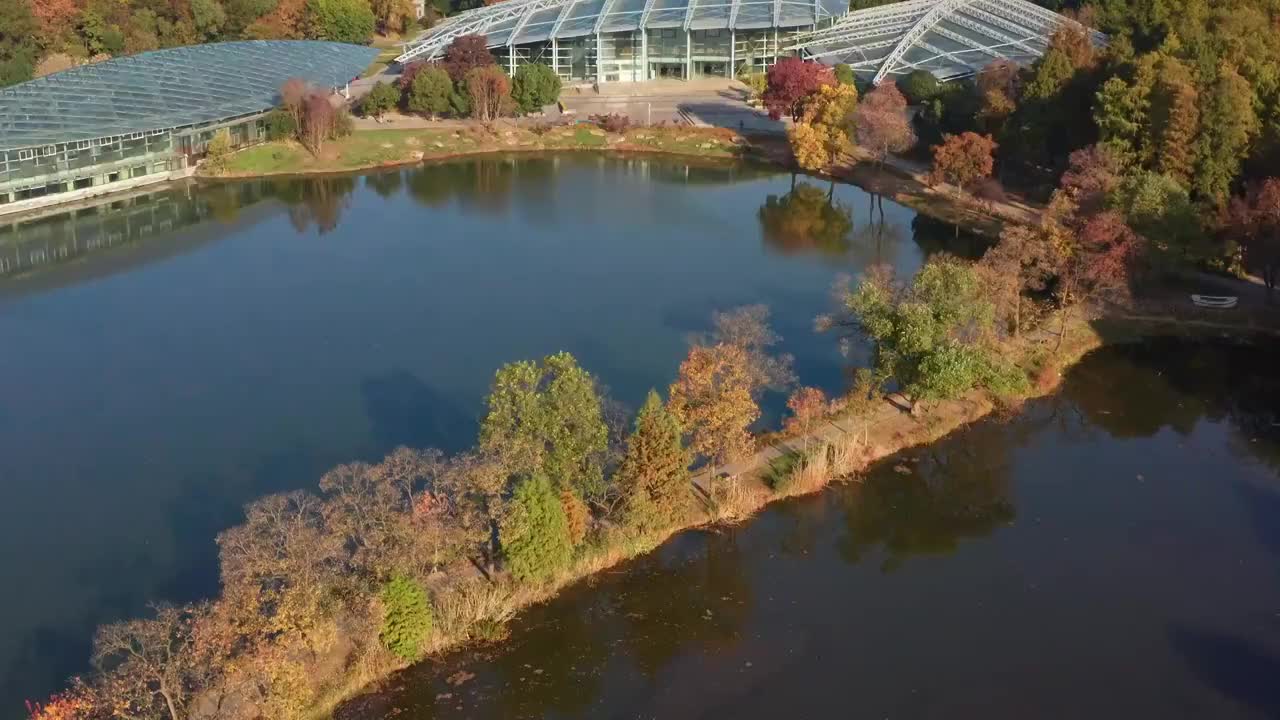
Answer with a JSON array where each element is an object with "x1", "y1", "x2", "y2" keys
[
  {"x1": 0, "y1": 41, "x2": 377, "y2": 216},
  {"x1": 396, "y1": 0, "x2": 848, "y2": 83},
  {"x1": 787, "y1": 0, "x2": 1106, "y2": 84}
]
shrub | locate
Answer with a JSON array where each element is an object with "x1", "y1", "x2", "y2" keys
[
  {"x1": 204, "y1": 128, "x2": 232, "y2": 173},
  {"x1": 834, "y1": 63, "x2": 855, "y2": 86},
  {"x1": 899, "y1": 69, "x2": 940, "y2": 104},
  {"x1": 408, "y1": 65, "x2": 452, "y2": 118},
  {"x1": 379, "y1": 574, "x2": 433, "y2": 660},
  {"x1": 360, "y1": 81, "x2": 400, "y2": 118},
  {"x1": 501, "y1": 474, "x2": 572, "y2": 582},
  {"x1": 589, "y1": 112, "x2": 630, "y2": 133},
  {"x1": 740, "y1": 72, "x2": 767, "y2": 101},
  {"x1": 511, "y1": 63, "x2": 562, "y2": 114},
  {"x1": 265, "y1": 109, "x2": 298, "y2": 141}
]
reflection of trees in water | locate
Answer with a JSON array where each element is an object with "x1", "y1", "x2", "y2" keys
[
  {"x1": 403, "y1": 158, "x2": 516, "y2": 213},
  {"x1": 838, "y1": 420, "x2": 1017, "y2": 572},
  {"x1": 911, "y1": 214, "x2": 995, "y2": 261},
  {"x1": 364, "y1": 169, "x2": 403, "y2": 199},
  {"x1": 274, "y1": 176, "x2": 357, "y2": 235},
  {"x1": 758, "y1": 179, "x2": 853, "y2": 258},
  {"x1": 1065, "y1": 339, "x2": 1280, "y2": 471}
]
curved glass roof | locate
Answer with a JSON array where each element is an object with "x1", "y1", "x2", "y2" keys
[
  {"x1": 0, "y1": 41, "x2": 379, "y2": 151},
  {"x1": 397, "y1": 0, "x2": 847, "y2": 64},
  {"x1": 789, "y1": 0, "x2": 1106, "y2": 83}
]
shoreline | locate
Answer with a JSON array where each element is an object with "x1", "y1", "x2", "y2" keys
[{"x1": 325, "y1": 313, "x2": 1277, "y2": 720}]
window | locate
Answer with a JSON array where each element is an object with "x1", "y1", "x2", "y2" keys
[
  {"x1": 74, "y1": 177, "x2": 94, "y2": 190},
  {"x1": 42, "y1": 146, "x2": 57, "y2": 156},
  {"x1": 18, "y1": 149, "x2": 34, "y2": 161},
  {"x1": 131, "y1": 165, "x2": 148, "y2": 178}
]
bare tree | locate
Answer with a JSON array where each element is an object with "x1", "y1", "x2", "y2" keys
[
  {"x1": 280, "y1": 78, "x2": 310, "y2": 133},
  {"x1": 92, "y1": 604, "x2": 204, "y2": 720}
]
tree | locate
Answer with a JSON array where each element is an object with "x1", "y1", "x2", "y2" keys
[
  {"x1": 266, "y1": 108, "x2": 298, "y2": 140},
  {"x1": 979, "y1": 222, "x2": 1057, "y2": 336},
  {"x1": 0, "y1": 0, "x2": 39, "y2": 87},
  {"x1": 304, "y1": 0, "x2": 374, "y2": 43},
  {"x1": 191, "y1": 0, "x2": 228, "y2": 39},
  {"x1": 480, "y1": 351, "x2": 609, "y2": 501},
  {"x1": 379, "y1": 574, "x2": 433, "y2": 660},
  {"x1": 501, "y1": 474, "x2": 572, "y2": 582},
  {"x1": 706, "y1": 304, "x2": 796, "y2": 395},
  {"x1": 929, "y1": 132, "x2": 997, "y2": 197},
  {"x1": 92, "y1": 604, "x2": 204, "y2": 720},
  {"x1": 1111, "y1": 170, "x2": 1206, "y2": 263},
  {"x1": 408, "y1": 65, "x2": 452, "y2": 118},
  {"x1": 1147, "y1": 56, "x2": 1199, "y2": 186},
  {"x1": 844, "y1": 259, "x2": 1026, "y2": 411},
  {"x1": 898, "y1": 69, "x2": 939, "y2": 104},
  {"x1": 28, "y1": 0, "x2": 79, "y2": 46},
  {"x1": 371, "y1": 0, "x2": 414, "y2": 34},
  {"x1": 763, "y1": 57, "x2": 834, "y2": 121},
  {"x1": 1059, "y1": 143, "x2": 1126, "y2": 217},
  {"x1": 668, "y1": 342, "x2": 759, "y2": 478},
  {"x1": 1228, "y1": 178, "x2": 1280, "y2": 299},
  {"x1": 787, "y1": 82, "x2": 857, "y2": 170},
  {"x1": 614, "y1": 390, "x2": 693, "y2": 533},
  {"x1": 1094, "y1": 71, "x2": 1150, "y2": 162},
  {"x1": 443, "y1": 34, "x2": 495, "y2": 84},
  {"x1": 301, "y1": 92, "x2": 335, "y2": 154},
  {"x1": 465, "y1": 65, "x2": 509, "y2": 122},
  {"x1": 854, "y1": 81, "x2": 915, "y2": 167},
  {"x1": 281, "y1": 77, "x2": 310, "y2": 131},
  {"x1": 204, "y1": 129, "x2": 233, "y2": 173},
  {"x1": 511, "y1": 62, "x2": 561, "y2": 114},
  {"x1": 1194, "y1": 62, "x2": 1259, "y2": 203},
  {"x1": 361, "y1": 80, "x2": 400, "y2": 119},
  {"x1": 834, "y1": 63, "x2": 855, "y2": 86},
  {"x1": 785, "y1": 386, "x2": 827, "y2": 452}
]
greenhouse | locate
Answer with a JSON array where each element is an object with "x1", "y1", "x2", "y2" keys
[
  {"x1": 0, "y1": 41, "x2": 377, "y2": 215},
  {"x1": 396, "y1": 0, "x2": 848, "y2": 83},
  {"x1": 787, "y1": 0, "x2": 1107, "y2": 84}
]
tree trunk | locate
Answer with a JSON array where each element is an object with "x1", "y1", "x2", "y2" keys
[
  {"x1": 1013, "y1": 293, "x2": 1021, "y2": 338},
  {"x1": 160, "y1": 684, "x2": 179, "y2": 720}
]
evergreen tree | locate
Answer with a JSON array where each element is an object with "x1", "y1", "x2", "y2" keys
[
  {"x1": 1147, "y1": 56, "x2": 1199, "y2": 185},
  {"x1": 511, "y1": 62, "x2": 561, "y2": 114},
  {"x1": 615, "y1": 390, "x2": 693, "y2": 534},
  {"x1": 1194, "y1": 63, "x2": 1260, "y2": 203},
  {"x1": 408, "y1": 65, "x2": 453, "y2": 118},
  {"x1": 379, "y1": 574, "x2": 433, "y2": 660},
  {"x1": 501, "y1": 474, "x2": 572, "y2": 582}
]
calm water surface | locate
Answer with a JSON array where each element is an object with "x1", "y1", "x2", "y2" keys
[
  {"x1": 350, "y1": 339, "x2": 1280, "y2": 720},
  {"x1": 0, "y1": 155, "x2": 946, "y2": 713}
]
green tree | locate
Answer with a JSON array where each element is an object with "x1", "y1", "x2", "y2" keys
[
  {"x1": 408, "y1": 65, "x2": 452, "y2": 117},
  {"x1": 1094, "y1": 75, "x2": 1149, "y2": 162},
  {"x1": 379, "y1": 574, "x2": 433, "y2": 660},
  {"x1": 361, "y1": 80, "x2": 400, "y2": 118},
  {"x1": 898, "y1": 69, "x2": 939, "y2": 104},
  {"x1": 833, "y1": 63, "x2": 855, "y2": 86},
  {"x1": 1194, "y1": 63, "x2": 1259, "y2": 203},
  {"x1": 615, "y1": 390, "x2": 692, "y2": 534},
  {"x1": 1110, "y1": 170, "x2": 1207, "y2": 262},
  {"x1": 501, "y1": 474, "x2": 572, "y2": 582},
  {"x1": 204, "y1": 129, "x2": 233, "y2": 173},
  {"x1": 511, "y1": 62, "x2": 561, "y2": 114},
  {"x1": 480, "y1": 352, "x2": 608, "y2": 501},
  {"x1": 0, "y1": 0, "x2": 37, "y2": 87},
  {"x1": 1147, "y1": 56, "x2": 1199, "y2": 185},
  {"x1": 845, "y1": 259, "x2": 1026, "y2": 411},
  {"x1": 304, "y1": 0, "x2": 374, "y2": 44},
  {"x1": 191, "y1": 0, "x2": 228, "y2": 39},
  {"x1": 265, "y1": 108, "x2": 298, "y2": 140}
]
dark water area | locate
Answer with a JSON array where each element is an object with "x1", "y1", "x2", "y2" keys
[
  {"x1": 352, "y1": 339, "x2": 1280, "y2": 720},
  {"x1": 0, "y1": 154, "x2": 969, "y2": 714}
]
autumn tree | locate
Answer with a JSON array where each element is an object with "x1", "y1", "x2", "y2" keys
[
  {"x1": 979, "y1": 221, "x2": 1058, "y2": 336},
  {"x1": 1194, "y1": 62, "x2": 1259, "y2": 203},
  {"x1": 465, "y1": 65, "x2": 509, "y2": 122},
  {"x1": 444, "y1": 34, "x2": 495, "y2": 83},
  {"x1": 1228, "y1": 178, "x2": 1280, "y2": 299},
  {"x1": 668, "y1": 342, "x2": 759, "y2": 479},
  {"x1": 707, "y1": 304, "x2": 796, "y2": 396},
  {"x1": 281, "y1": 77, "x2": 310, "y2": 131},
  {"x1": 501, "y1": 473, "x2": 573, "y2": 582},
  {"x1": 763, "y1": 57, "x2": 834, "y2": 121},
  {"x1": 854, "y1": 80, "x2": 915, "y2": 167},
  {"x1": 929, "y1": 132, "x2": 997, "y2": 198},
  {"x1": 301, "y1": 92, "x2": 335, "y2": 154},
  {"x1": 785, "y1": 386, "x2": 827, "y2": 452},
  {"x1": 370, "y1": 0, "x2": 415, "y2": 34},
  {"x1": 92, "y1": 604, "x2": 205, "y2": 720},
  {"x1": 614, "y1": 390, "x2": 693, "y2": 533},
  {"x1": 1147, "y1": 55, "x2": 1199, "y2": 186},
  {"x1": 408, "y1": 65, "x2": 452, "y2": 118},
  {"x1": 788, "y1": 82, "x2": 857, "y2": 170},
  {"x1": 480, "y1": 351, "x2": 609, "y2": 502},
  {"x1": 1059, "y1": 143, "x2": 1126, "y2": 217}
]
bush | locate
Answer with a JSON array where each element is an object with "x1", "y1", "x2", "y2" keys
[
  {"x1": 265, "y1": 109, "x2": 297, "y2": 141},
  {"x1": 511, "y1": 63, "x2": 562, "y2": 114},
  {"x1": 331, "y1": 105, "x2": 354, "y2": 139},
  {"x1": 501, "y1": 474, "x2": 572, "y2": 583},
  {"x1": 408, "y1": 65, "x2": 452, "y2": 118},
  {"x1": 360, "y1": 81, "x2": 400, "y2": 118},
  {"x1": 899, "y1": 69, "x2": 940, "y2": 104},
  {"x1": 589, "y1": 112, "x2": 629, "y2": 133},
  {"x1": 204, "y1": 128, "x2": 233, "y2": 173},
  {"x1": 379, "y1": 574, "x2": 433, "y2": 660},
  {"x1": 834, "y1": 63, "x2": 855, "y2": 86},
  {"x1": 739, "y1": 72, "x2": 767, "y2": 101}
]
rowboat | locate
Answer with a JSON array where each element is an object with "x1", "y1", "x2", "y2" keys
[{"x1": 1190, "y1": 295, "x2": 1238, "y2": 309}]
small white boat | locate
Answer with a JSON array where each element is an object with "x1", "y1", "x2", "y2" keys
[{"x1": 1190, "y1": 294, "x2": 1238, "y2": 309}]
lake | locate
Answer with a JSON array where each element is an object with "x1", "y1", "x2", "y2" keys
[
  {"x1": 346, "y1": 338, "x2": 1280, "y2": 720},
  {"x1": 0, "y1": 154, "x2": 952, "y2": 713}
]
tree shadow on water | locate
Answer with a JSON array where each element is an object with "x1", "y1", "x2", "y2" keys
[
  {"x1": 1167, "y1": 624, "x2": 1280, "y2": 718},
  {"x1": 360, "y1": 369, "x2": 475, "y2": 455}
]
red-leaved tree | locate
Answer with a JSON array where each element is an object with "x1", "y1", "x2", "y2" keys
[
  {"x1": 302, "y1": 93, "x2": 335, "y2": 154},
  {"x1": 853, "y1": 81, "x2": 915, "y2": 167},
  {"x1": 444, "y1": 35, "x2": 496, "y2": 84},
  {"x1": 1227, "y1": 178, "x2": 1280, "y2": 300},
  {"x1": 763, "y1": 58, "x2": 834, "y2": 122},
  {"x1": 929, "y1": 132, "x2": 997, "y2": 197},
  {"x1": 1059, "y1": 144, "x2": 1125, "y2": 217}
]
